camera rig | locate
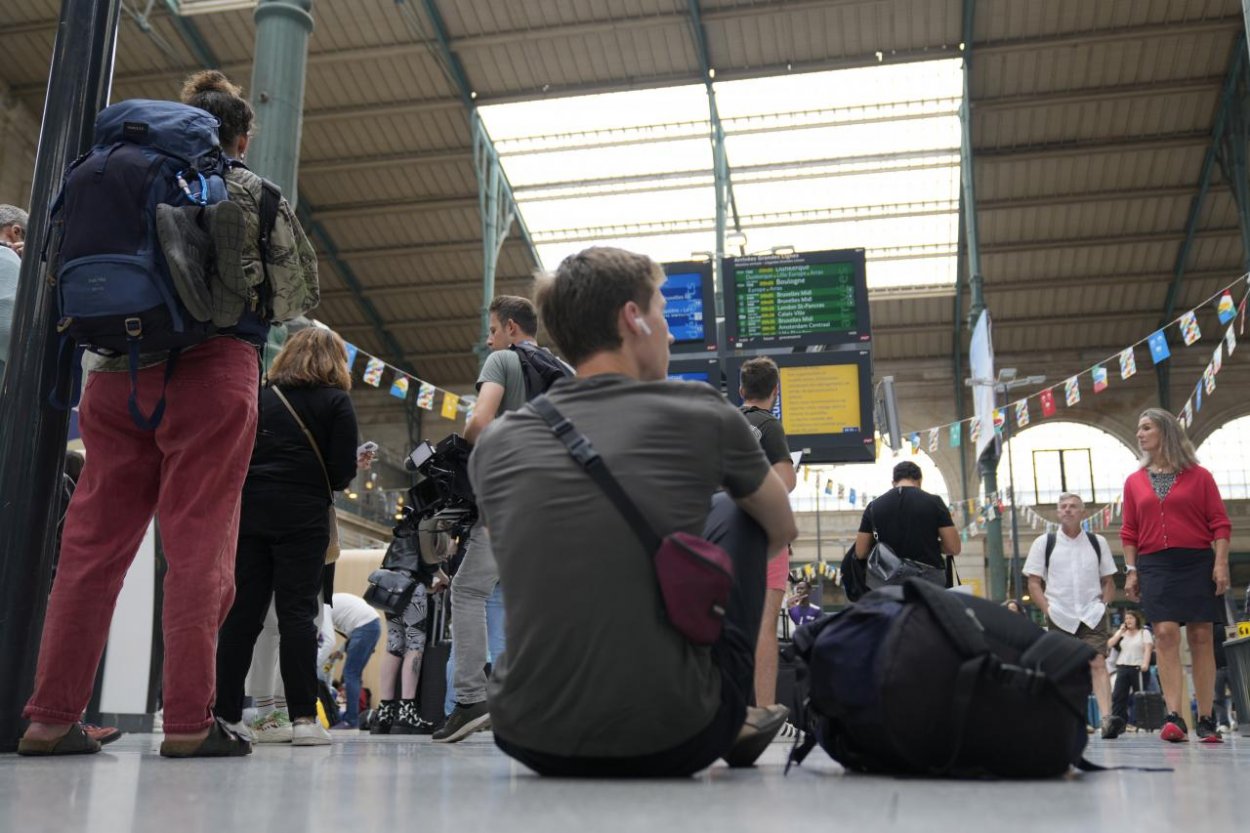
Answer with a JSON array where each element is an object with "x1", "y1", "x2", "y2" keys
[{"x1": 396, "y1": 433, "x2": 477, "y2": 543}]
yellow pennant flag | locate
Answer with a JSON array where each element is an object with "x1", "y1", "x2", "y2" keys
[{"x1": 441, "y1": 392, "x2": 461, "y2": 420}]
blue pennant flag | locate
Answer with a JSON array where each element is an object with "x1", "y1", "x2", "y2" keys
[
  {"x1": 344, "y1": 342, "x2": 359, "y2": 371},
  {"x1": 1147, "y1": 330, "x2": 1171, "y2": 364},
  {"x1": 848, "y1": 488, "x2": 857, "y2": 506}
]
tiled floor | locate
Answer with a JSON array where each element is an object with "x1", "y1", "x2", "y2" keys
[{"x1": 1, "y1": 731, "x2": 1244, "y2": 833}]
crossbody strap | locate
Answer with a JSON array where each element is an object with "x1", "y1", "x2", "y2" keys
[
  {"x1": 272, "y1": 386, "x2": 333, "y2": 500},
  {"x1": 529, "y1": 395, "x2": 662, "y2": 555}
]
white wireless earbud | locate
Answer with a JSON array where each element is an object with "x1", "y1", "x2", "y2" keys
[{"x1": 634, "y1": 317, "x2": 653, "y2": 336}]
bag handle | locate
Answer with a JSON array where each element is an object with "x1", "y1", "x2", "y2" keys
[
  {"x1": 529, "y1": 395, "x2": 662, "y2": 555},
  {"x1": 272, "y1": 386, "x2": 333, "y2": 501}
]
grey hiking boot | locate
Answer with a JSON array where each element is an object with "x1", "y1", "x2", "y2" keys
[
  {"x1": 431, "y1": 701, "x2": 490, "y2": 743},
  {"x1": 724, "y1": 704, "x2": 789, "y2": 768},
  {"x1": 155, "y1": 203, "x2": 213, "y2": 322},
  {"x1": 204, "y1": 199, "x2": 248, "y2": 328}
]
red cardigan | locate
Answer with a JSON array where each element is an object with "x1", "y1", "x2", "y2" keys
[{"x1": 1120, "y1": 466, "x2": 1231, "y2": 555}]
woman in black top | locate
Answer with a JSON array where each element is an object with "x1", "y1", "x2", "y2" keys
[{"x1": 215, "y1": 327, "x2": 367, "y2": 745}]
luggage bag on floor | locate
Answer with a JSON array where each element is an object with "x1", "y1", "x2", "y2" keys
[
  {"x1": 416, "y1": 593, "x2": 451, "y2": 724},
  {"x1": 1132, "y1": 671, "x2": 1166, "y2": 731}
]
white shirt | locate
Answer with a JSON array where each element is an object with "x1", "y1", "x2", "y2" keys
[
  {"x1": 1116, "y1": 629, "x2": 1154, "y2": 668},
  {"x1": 1023, "y1": 529, "x2": 1117, "y2": 633},
  {"x1": 330, "y1": 593, "x2": 378, "y2": 636}
]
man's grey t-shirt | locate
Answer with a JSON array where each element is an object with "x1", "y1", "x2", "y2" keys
[
  {"x1": 469, "y1": 374, "x2": 772, "y2": 758},
  {"x1": 477, "y1": 347, "x2": 527, "y2": 415},
  {"x1": 0, "y1": 246, "x2": 20, "y2": 366}
]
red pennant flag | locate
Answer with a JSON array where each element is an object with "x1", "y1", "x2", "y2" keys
[{"x1": 1039, "y1": 389, "x2": 1057, "y2": 418}]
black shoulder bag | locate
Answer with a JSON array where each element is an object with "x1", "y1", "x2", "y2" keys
[{"x1": 864, "y1": 490, "x2": 947, "y2": 590}]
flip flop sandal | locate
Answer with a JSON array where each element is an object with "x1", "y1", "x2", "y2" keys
[
  {"x1": 160, "y1": 718, "x2": 252, "y2": 758},
  {"x1": 17, "y1": 723, "x2": 102, "y2": 756}
]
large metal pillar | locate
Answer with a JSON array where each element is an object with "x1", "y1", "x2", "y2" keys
[
  {"x1": 1158, "y1": 36, "x2": 1246, "y2": 410},
  {"x1": 473, "y1": 114, "x2": 517, "y2": 362},
  {"x1": 248, "y1": 0, "x2": 315, "y2": 206},
  {"x1": 961, "y1": 0, "x2": 1005, "y2": 601},
  {"x1": 0, "y1": 0, "x2": 124, "y2": 752}
]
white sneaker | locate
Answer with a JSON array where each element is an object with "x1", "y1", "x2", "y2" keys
[
  {"x1": 250, "y1": 709, "x2": 293, "y2": 744},
  {"x1": 222, "y1": 719, "x2": 255, "y2": 742},
  {"x1": 291, "y1": 720, "x2": 332, "y2": 746}
]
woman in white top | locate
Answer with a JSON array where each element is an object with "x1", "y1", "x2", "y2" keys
[{"x1": 1107, "y1": 611, "x2": 1154, "y2": 725}]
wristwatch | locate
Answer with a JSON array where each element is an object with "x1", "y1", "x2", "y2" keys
[{"x1": 1124, "y1": 564, "x2": 1137, "y2": 572}]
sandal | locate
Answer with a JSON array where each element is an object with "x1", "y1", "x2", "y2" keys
[
  {"x1": 159, "y1": 718, "x2": 252, "y2": 758},
  {"x1": 17, "y1": 723, "x2": 102, "y2": 757}
]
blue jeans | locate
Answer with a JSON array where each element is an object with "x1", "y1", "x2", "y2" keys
[
  {"x1": 342, "y1": 619, "x2": 381, "y2": 726},
  {"x1": 445, "y1": 583, "x2": 505, "y2": 716}
]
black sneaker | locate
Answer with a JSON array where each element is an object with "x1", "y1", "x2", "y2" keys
[
  {"x1": 391, "y1": 700, "x2": 429, "y2": 735},
  {"x1": 370, "y1": 700, "x2": 396, "y2": 736},
  {"x1": 1195, "y1": 715, "x2": 1224, "y2": 744},
  {"x1": 1161, "y1": 712, "x2": 1189, "y2": 743},
  {"x1": 1100, "y1": 715, "x2": 1126, "y2": 739},
  {"x1": 431, "y1": 701, "x2": 490, "y2": 744}
]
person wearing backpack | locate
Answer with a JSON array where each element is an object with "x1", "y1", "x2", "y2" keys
[
  {"x1": 19, "y1": 71, "x2": 317, "y2": 758},
  {"x1": 434, "y1": 295, "x2": 569, "y2": 743},
  {"x1": 1023, "y1": 493, "x2": 1120, "y2": 738}
]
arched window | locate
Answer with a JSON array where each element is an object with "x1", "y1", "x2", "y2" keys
[
  {"x1": 791, "y1": 452, "x2": 951, "y2": 513},
  {"x1": 1195, "y1": 416, "x2": 1250, "y2": 499},
  {"x1": 1000, "y1": 422, "x2": 1138, "y2": 506}
]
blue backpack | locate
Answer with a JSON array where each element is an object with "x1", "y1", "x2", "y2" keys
[{"x1": 50, "y1": 99, "x2": 230, "y2": 428}]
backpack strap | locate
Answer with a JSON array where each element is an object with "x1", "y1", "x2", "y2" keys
[
  {"x1": 126, "y1": 346, "x2": 180, "y2": 431},
  {"x1": 1045, "y1": 531, "x2": 1102, "y2": 581}
]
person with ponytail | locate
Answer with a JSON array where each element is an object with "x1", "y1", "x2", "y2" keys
[{"x1": 1121, "y1": 408, "x2": 1231, "y2": 744}]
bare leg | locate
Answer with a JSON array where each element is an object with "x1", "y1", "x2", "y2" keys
[
  {"x1": 1090, "y1": 657, "x2": 1112, "y2": 719},
  {"x1": 753, "y1": 589, "x2": 784, "y2": 707},
  {"x1": 1187, "y1": 623, "x2": 1216, "y2": 717},
  {"x1": 401, "y1": 650, "x2": 424, "y2": 700},
  {"x1": 377, "y1": 652, "x2": 402, "y2": 702},
  {"x1": 1153, "y1": 622, "x2": 1183, "y2": 714}
]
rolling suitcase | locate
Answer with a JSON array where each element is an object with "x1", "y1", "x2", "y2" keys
[{"x1": 1132, "y1": 671, "x2": 1166, "y2": 732}]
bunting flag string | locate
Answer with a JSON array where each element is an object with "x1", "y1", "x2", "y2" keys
[
  {"x1": 892, "y1": 273, "x2": 1250, "y2": 449},
  {"x1": 309, "y1": 320, "x2": 477, "y2": 423}
]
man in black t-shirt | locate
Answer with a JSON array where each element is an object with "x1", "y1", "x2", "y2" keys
[
  {"x1": 738, "y1": 357, "x2": 797, "y2": 713},
  {"x1": 854, "y1": 461, "x2": 960, "y2": 577}
]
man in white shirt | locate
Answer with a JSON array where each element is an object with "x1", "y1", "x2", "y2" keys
[
  {"x1": 1023, "y1": 493, "x2": 1120, "y2": 738},
  {"x1": 329, "y1": 593, "x2": 382, "y2": 729}
]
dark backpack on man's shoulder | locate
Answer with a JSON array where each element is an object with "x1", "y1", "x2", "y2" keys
[
  {"x1": 509, "y1": 341, "x2": 572, "y2": 400},
  {"x1": 789, "y1": 579, "x2": 1096, "y2": 779},
  {"x1": 48, "y1": 99, "x2": 231, "y2": 428}
]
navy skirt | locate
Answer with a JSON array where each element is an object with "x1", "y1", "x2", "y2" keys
[{"x1": 1137, "y1": 547, "x2": 1223, "y2": 624}]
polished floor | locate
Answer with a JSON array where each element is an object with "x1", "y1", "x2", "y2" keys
[{"x1": 1, "y1": 730, "x2": 1244, "y2": 833}]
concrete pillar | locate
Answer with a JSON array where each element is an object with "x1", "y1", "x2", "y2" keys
[{"x1": 248, "y1": 0, "x2": 314, "y2": 207}]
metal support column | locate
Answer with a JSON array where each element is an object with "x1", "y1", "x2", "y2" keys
[
  {"x1": 473, "y1": 114, "x2": 518, "y2": 363},
  {"x1": 961, "y1": 0, "x2": 1005, "y2": 601},
  {"x1": 0, "y1": 0, "x2": 124, "y2": 752},
  {"x1": 248, "y1": 0, "x2": 315, "y2": 206}
]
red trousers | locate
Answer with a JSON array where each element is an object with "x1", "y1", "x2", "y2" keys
[{"x1": 24, "y1": 337, "x2": 259, "y2": 734}]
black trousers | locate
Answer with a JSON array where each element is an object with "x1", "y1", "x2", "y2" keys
[
  {"x1": 1110, "y1": 665, "x2": 1148, "y2": 722},
  {"x1": 215, "y1": 491, "x2": 329, "y2": 722},
  {"x1": 496, "y1": 491, "x2": 769, "y2": 777}
]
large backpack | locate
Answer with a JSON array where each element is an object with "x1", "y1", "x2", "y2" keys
[
  {"x1": 509, "y1": 341, "x2": 572, "y2": 400},
  {"x1": 789, "y1": 579, "x2": 1095, "y2": 778},
  {"x1": 49, "y1": 100, "x2": 232, "y2": 428}
]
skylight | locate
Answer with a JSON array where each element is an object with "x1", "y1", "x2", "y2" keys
[{"x1": 479, "y1": 59, "x2": 963, "y2": 290}]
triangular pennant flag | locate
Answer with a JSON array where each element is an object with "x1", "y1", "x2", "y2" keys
[
  {"x1": 928, "y1": 428, "x2": 939, "y2": 453},
  {"x1": 440, "y1": 392, "x2": 461, "y2": 420},
  {"x1": 970, "y1": 418, "x2": 982, "y2": 445},
  {"x1": 1147, "y1": 330, "x2": 1171, "y2": 363},
  {"x1": 1203, "y1": 364, "x2": 1216, "y2": 395},
  {"x1": 1119, "y1": 347, "x2": 1137, "y2": 380},
  {"x1": 1064, "y1": 376, "x2": 1080, "y2": 407},
  {"x1": 389, "y1": 375, "x2": 409, "y2": 400},
  {"x1": 1179, "y1": 310, "x2": 1202, "y2": 345},
  {"x1": 1040, "y1": 388, "x2": 1057, "y2": 417},
  {"x1": 837, "y1": 484, "x2": 845, "y2": 500},
  {"x1": 1227, "y1": 324, "x2": 1237, "y2": 356},
  {"x1": 949, "y1": 422, "x2": 962, "y2": 448},
  {"x1": 824, "y1": 479, "x2": 833, "y2": 496},
  {"x1": 848, "y1": 488, "x2": 857, "y2": 506},
  {"x1": 362, "y1": 357, "x2": 385, "y2": 387},
  {"x1": 1180, "y1": 399, "x2": 1193, "y2": 427},
  {"x1": 416, "y1": 382, "x2": 436, "y2": 410},
  {"x1": 909, "y1": 432, "x2": 920, "y2": 454},
  {"x1": 1217, "y1": 291, "x2": 1236, "y2": 324},
  {"x1": 1194, "y1": 380, "x2": 1203, "y2": 413},
  {"x1": 1014, "y1": 400, "x2": 1030, "y2": 428},
  {"x1": 992, "y1": 408, "x2": 1005, "y2": 436},
  {"x1": 344, "y1": 342, "x2": 359, "y2": 371},
  {"x1": 1092, "y1": 365, "x2": 1108, "y2": 393},
  {"x1": 1212, "y1": 342, "x2": 1223, "y2": 375}
]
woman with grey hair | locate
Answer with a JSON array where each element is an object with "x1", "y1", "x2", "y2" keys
[{"x1": 1120, "y1": 408, "x2": 1231, "y2": 743}]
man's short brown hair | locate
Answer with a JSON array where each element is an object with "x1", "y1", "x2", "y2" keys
[
  {"x1": 535, "y1": 247, "x2": 664, "y2": 366},
  {"x1": 740, "y1": 356, "x2": 780, "y2": 401},
  {"x1": 489, "y1": 295, "x2": 538, "y2": 337}
]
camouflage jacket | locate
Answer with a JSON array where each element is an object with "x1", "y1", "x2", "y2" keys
[{"x1": 91, "y1": 165, "x2": 319, "y2": 372}]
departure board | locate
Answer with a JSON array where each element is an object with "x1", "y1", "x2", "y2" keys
[
  {"x1": 725, "y1": 249, "x2": 869, "y2": 348},
  {"x1": 661, "y1": 260, "x2": 717, "y2": 353}
]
